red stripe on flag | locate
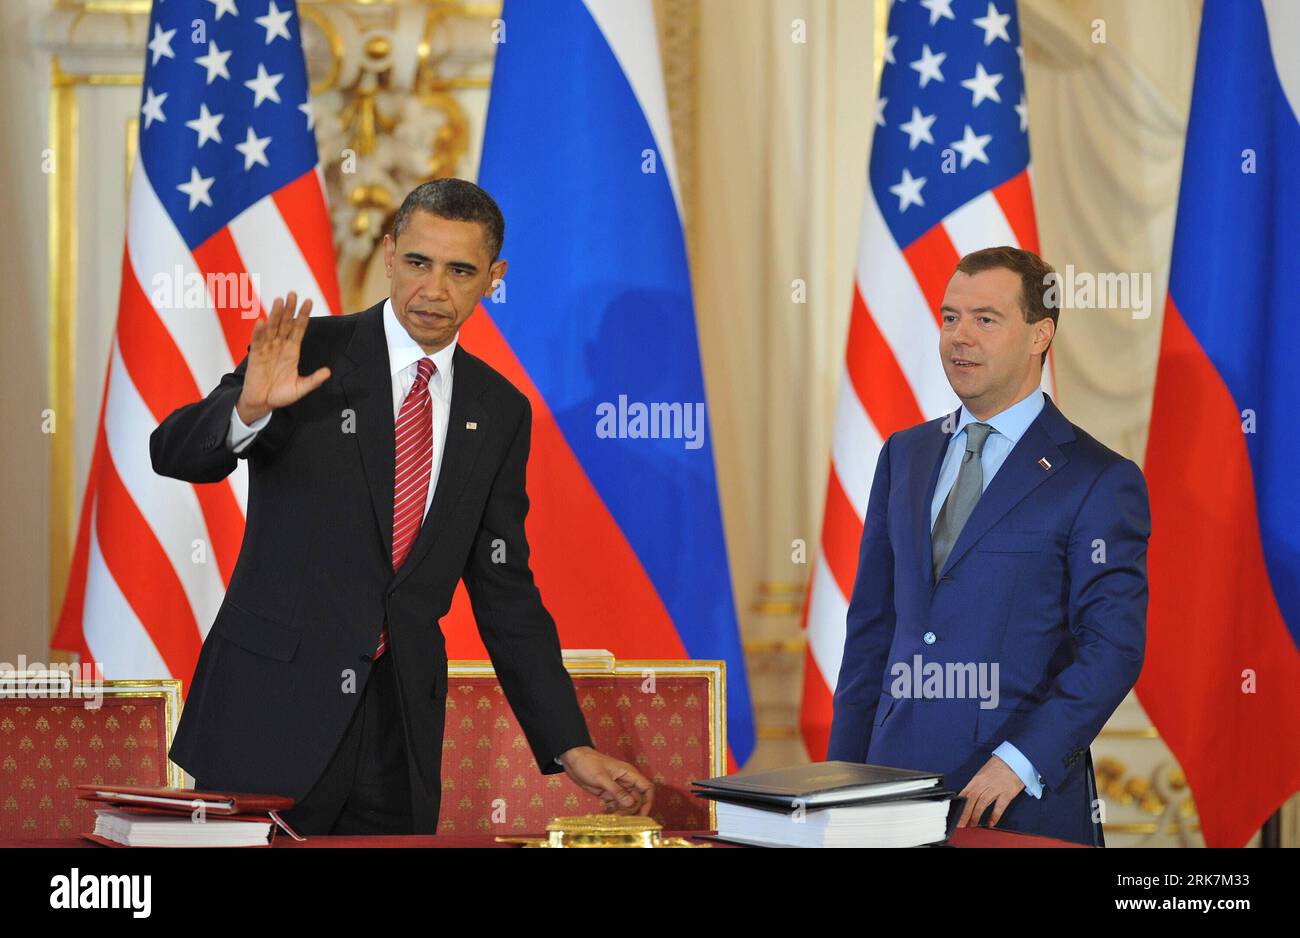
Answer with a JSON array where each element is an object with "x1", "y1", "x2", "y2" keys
[
  {"x1": 51, "y1": 368, "x2": 112, "y2": 662},
  {"x1": 798, "y1": 640, "x2": 834, "y2": 762},
  {"x1": 190, "y1": 228, "x2": 263, "y2": 365},
  {"x1": 116, "y1": 252, "x2": 245, "y2": 587},
  {"x1": 1139, "y1": 297, "x2": 1300, "y2": 847},
  {"x1": 116, "y1": 248, "x2": 210, "y2": 417},
  {"x1": 820, "y1": 467, "x2": 864, "y2": 601},
  {"x1": 901, "y1": 225, "x2": 961, "y2": 327},
  {"x1": 846, "y1": 284, "x2": 925, "y2": 438},
  {"x1": 95, "y1": 450, "x2": 203, "y2": 682},
  {"x1": 272, "y1": 170, "x2": 343, "y2": 316},
  {"x1": 992, "y1": 171, "x2": 1040, "y2": 254}
]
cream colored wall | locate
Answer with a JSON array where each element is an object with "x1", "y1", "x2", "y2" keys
[{"x1": 0, "y1": 0, "x2": 55, "y2": 668}]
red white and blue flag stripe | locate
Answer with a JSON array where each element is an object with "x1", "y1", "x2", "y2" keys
[
  {"x1": 1140, "y1": 0, "x2": 1300, "y2": 847},
  {"x1": 450, "y1": 0, "x2": 754, "y2": 766},
  {"x1": 54, "y1": 0, "x2": 340, "y2": 680},
  {"x1": 801, "y1": 0, "x2": 1049, "y2": 759}
]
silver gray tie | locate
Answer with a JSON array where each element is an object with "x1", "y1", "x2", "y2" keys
[{"x1": 931, "y1": 422, "x2": 994, "y2": 577}]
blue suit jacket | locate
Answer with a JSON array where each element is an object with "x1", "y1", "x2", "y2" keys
[{"x1": 826, "y1": 393, "x2": 1150, "y2": 845}]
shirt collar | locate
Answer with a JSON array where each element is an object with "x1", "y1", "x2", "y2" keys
[
  {"x1": 382, "y1": 297, "x2": 457, "y2": 383},
  {"x1": 953, "y1": 387, "x2": 1045, "y2": 446}
]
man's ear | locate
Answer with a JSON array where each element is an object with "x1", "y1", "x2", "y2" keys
[
  {"x1": 486, "y1": 258, "x2": 508, "y2": 298},
  {"x1": 1035, "y1": 317, "x2": 1055, "y2": 354},
  {"x1": 383, "y1": 234, "x2": 395, "y2": 277}
]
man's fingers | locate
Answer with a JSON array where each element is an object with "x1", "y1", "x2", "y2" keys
[
  {"x1": 969, "y1": 791, "x2": 996, "y2": 827},
  {"x1": 616, "y1": 768, "x2": 655, "y2": 812},
  {"x1": 589, "y1": 770, "x2": 621, "y2": 803},
  {"x1": 987, "y1": 793, "x2": 1011, "y2": 828},
  {"x1": 637, "y1": 785, "x2": 654, "y2": 816},
  {"x1": 266, "y1": 295, "x2": 286, "y2": 340},
  {"x1": 292, "y1": 297, "x2": 313, "y2": 338},
  {"x1": 957, "y1": 789, "x2": 975, "y2": 827},
  {"x1": 274, "y1": 292, "x2": 298, "y2": 341},
  {"x1": 300, "y1": 366, "x2": 331, "y2": 395},
  {"x1": 961, "y1": 788, "x2": 991, "y2": 827},
  {"x1": 592, "y1": 769, "x2": 638, "y2": 811}
]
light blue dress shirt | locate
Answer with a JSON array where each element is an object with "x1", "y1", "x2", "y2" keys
[{"x1": 928, "y1": 388, "x2": 1046, "y2": 798}]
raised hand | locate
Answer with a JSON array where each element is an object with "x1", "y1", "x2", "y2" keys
[{"x1": 235, "y1": 292, "x2": 331, "y2": 424}]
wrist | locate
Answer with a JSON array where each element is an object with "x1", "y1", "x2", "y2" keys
[
  {"x1": 556, "y1": 745, "x2": 594, "y2": 767},
  {"x1": 236, "y1": 394, "x2": 271, "y2": 425}
]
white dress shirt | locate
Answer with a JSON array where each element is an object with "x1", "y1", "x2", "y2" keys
[
  {"x1": 227, "y1": 298, "x2": 457, "y2": 524},
  {"x1": 928, "y1": 388, "x2": 1046, "y2": 530}
]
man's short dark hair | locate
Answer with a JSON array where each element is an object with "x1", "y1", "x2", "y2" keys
[
  {"x1": 955, "y1": 246, "x2": 1057, "y2": 367},
  {"x1": 391, "y1": 177, "x2": 505, "y2": 262}
]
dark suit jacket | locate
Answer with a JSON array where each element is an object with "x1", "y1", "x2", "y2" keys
[
  {"x1": 151, "y1": 299, "x2": 593, "y2": 832},
  {"x1": 826, "y1": 393, "x2": 1150, "y2": 845}
]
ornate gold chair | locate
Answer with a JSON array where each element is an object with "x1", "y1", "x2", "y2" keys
[
  {"x1": 439, "y1": 651, "x2": 725, "y2": 834},
  {"x1": 0, "y1": 672, "x2": 181, "y2": 838}
]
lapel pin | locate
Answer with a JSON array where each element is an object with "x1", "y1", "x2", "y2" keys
[
  {"x1": 466, "y1": 421, "x2": 478, "y2": 431},
  {"x1": 1037, "y1": 457, "x2": 1052, "y2": 471}
]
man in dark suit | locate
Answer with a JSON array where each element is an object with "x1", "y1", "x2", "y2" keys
[
  {"x1": 827, "y1": 246, "x2": 1150, "y2": 846},
  {"x1": 151, "y1": 178, "x2": 653, "y2": 835}
]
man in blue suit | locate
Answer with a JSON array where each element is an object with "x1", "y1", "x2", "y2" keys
[{"x1": 827, "y1": 246, "x2": 1150, "y2": 846}]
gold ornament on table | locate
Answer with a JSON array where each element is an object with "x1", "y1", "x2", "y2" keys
[{"x1": 495, "y1": 815, "x2": 709, "y2": 848}]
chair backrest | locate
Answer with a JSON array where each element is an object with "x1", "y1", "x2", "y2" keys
[
  {"x1": 439, "y1": 652, "x2": 725, "y2": 834},
  {"x1": 0, "y1": 672, "x2": 182, "y2": 838},
  {"x1": 1, "y1": 655, "x2": 723, "y2": 838}
]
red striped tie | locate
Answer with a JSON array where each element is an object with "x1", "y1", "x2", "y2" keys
[{"x1": 373, "y1": 357, "x2": 436, "y2": 660}]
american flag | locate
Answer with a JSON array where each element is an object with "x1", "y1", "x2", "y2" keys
[
  {"x1": 53, "y1": 0, "x2": 340, "y2": 682},
  {"x1": 800, "y1": 0, "x2": 1051, "y2": 758}
]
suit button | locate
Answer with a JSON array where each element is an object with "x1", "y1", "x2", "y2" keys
[
  {"x1": 923, "y1": 631, "x2": 936, "y2": 645},
  {"x1": 359, "y1": 653, "x2": 373, "y2": 663}
]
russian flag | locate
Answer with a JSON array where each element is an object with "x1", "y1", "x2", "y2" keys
[
  {"x1": 445, "y1": 0, "x2": 755, "y2": 767},
  {"x1": 1141, "y1": 0, "x2": 1300, "y2": 847}
]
